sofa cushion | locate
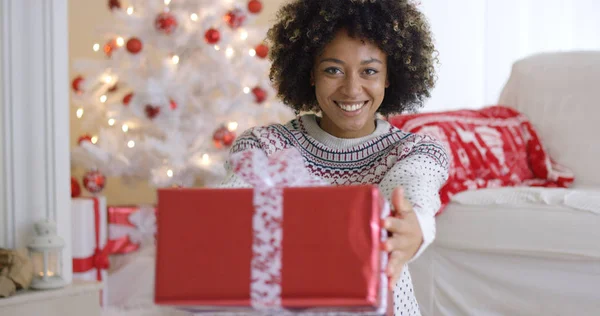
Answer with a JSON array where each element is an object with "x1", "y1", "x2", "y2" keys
[
  {"x1": 388, "y1": 105, "x2": 573, "y2": 213},
  {"x1": 436, "y1": 187, "x2": 600, "y2": 259},
  {"x1": 498, "y1": 51, "x2": 600, "y2": 187}
]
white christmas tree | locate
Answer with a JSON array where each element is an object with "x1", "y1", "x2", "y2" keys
[{"x1": 71, "y1": 0, "x2": 294, "y2": 189}]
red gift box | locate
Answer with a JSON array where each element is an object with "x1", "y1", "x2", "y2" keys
[{"x1": 155, "y1": 184, "x2": 388, "y2": 313}]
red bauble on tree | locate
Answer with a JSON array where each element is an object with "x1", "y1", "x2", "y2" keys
[
  {"x1": 72, "y1": 76, "x2": 85, "y2": 94},
  {"x1": 145, "y1": 105, "x2": 160, "y2": 119},
  {"x1": 252, "y1": 86, "x2": 267, "y2": 103},
  {"x1": 71, "y1": 177, "x2": 82, "y2": 198},
  {"x1": 78, "y1": 134, "x2": 93, "y2": 145},
  {"x1": 123, "y1": 92, "x2": 133, "y2": 105},
  {"x1": 104, "y1": 38, "x2": 119, "y2": 57},
  {"x1": 126, "y1": 37, "x2": 143, "y2": 54},
  {"x1": 255, "y1": 43, "x2": 268, "y2": 59},
  {"x1": 213, "y1": 126, "x2": 236, "y2": 149},
  {"x1": 169, "y1": 99, "x2": 177, "y2": 110},
  {"x1": 248, "y1": 0, "x2": 263, "y2": 14},
  {"x1": 108, "y1": 0, "x2": 121, "y2": 10},
  {"x1": 223, "y1": 9, "x2": 246, "y2": 29},
  {"x1": 155, "y1": 12, "x2": 178, "y2": 34},
  {"x1": 83, "y1": 170, "x2": 106, "y2": 194},
  {"x1": 204, "y1": 28, "x2": 220, "y2": 44}
]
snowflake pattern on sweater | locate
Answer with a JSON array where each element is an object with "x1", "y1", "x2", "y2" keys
[{"x1": 219, "y1": 114, "x2": 449, "y2": 316}]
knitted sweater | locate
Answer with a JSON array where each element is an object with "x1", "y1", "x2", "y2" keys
[{"x1": 220, "y1": 114, "x2": 449, "y2": 315}]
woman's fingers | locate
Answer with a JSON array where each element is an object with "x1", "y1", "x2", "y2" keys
[{"x1": 387, "y1": 250, "x2": 405, "y2": 290}]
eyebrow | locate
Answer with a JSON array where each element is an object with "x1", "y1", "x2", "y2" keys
[{"x1": 319, "y1": 58, "x2": 383, "y2": 65}]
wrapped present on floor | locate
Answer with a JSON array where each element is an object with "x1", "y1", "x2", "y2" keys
[
  {"x1": 107, "y1": 205, "x2": 157, "y2": 255},
  {"x1": 71, "y1": 196, "x2": 110, "y2": 306},
  {"x1": 155, "y1": 148, "x2": 390, "y2": 315}
]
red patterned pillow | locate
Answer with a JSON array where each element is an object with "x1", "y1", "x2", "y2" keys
[{"x1": 388, "y1": 105, "x2": 574, "y2": 214}]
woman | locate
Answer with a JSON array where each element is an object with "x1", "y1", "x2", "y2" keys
[{"x1": 220, "y1": 0, "x2": 449, "y2": 314}]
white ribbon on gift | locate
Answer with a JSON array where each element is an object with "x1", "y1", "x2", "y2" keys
[
  {"x1": 108, "y1": 205, "x2": 157, "y2": 247},
  {"x1": 230, "y1": 148, "x2": 325, "y2": 311}
]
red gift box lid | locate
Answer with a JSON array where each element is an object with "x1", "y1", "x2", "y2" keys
[{"x1": 154, "y1": 185, "x2": 386, "y2": 311}]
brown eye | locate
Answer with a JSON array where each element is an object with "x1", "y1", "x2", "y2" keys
[
  {"x1": 364, "y1": 68, "x2": 379, "y2": 75},
  {"x1": 324, "y1": 67, "x2": 343, "y2": 75}
]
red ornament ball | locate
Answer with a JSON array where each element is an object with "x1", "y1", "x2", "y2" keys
[
  {"x1": 126, "y1": 37, "x2": 143, "y2": 54},
  {"x1": 145, "y1": 105, "x2": 160, "y2": 119},
  {"x1": 213, "y1": 126, "x2": 236, "y2": 149},
  {"x1": 223, "y1": 9, "x2": 246, "y2": 29},
  {"x1": 155, "y1": 12, "x2": 178, "y2": 34},
  {"x1": 123, "y1": 92, "x2": 134, "y2": 105},
  {"x1": 169, "y1": 99, "x2": 177, "y2": 110},
  {"x1": 83, "y1": 170, "x2": 106, "y2": 194},
  {"x1": 108, "y1": 0, "x2": 121, "y2": 10},
  {"x1": 71, "y1": 177, "x2": 81, "y2": 198},
  {"x1": 72, "y1": 76, "x2": 85, "y2": 94},
  {"x1": 104, "y1": 39, "x2": 119, "y2": 57},
  {"x1": 255, "y1": 43, "x2": 268, "y2": 59},
  {"x1": 78, "y1": 134, "x2": 93, "y2": 145},
  {"x1": 252, "y1": 86, "x2": 267, "y2": 103},
  {"x1": 248, "y1": 0, "x2": 263, "y2": 14},
  {"x1": 204, "y1": 28, "x2": 220, "y2": 44}
]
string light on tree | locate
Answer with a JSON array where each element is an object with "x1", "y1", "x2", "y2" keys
[
  {"x1": 171, "y1": 55, "x2": 180, "y2": 64},
  {"x1": 190, "y1": 13, "x2": 198, "y2": 21},
  {"x1": 127, "y1": 140, "x2": 135, "y2": 148},
  {"x1": 93, "y1": 43, "x2": 100, "y2": 52},
  {"x1": 122, "y1": 124, "x2": 129, "y2": 132},
  {"x1": 240, "y1": 29, "x2": 249, "y2": 40},
  {"x1": 225, "y1": 47, "x2": 235, "y2": 58},
  {"x1": 76, "y1": 108, "x2": 84, "y2": 118},
  {"x1": 108, "y1": 118, "x2": 116, "y2": 126},
  {"x1": 100, "y1": 95, "x2": 108, "y2": 103},
  {"x1": 127, "y1": 6, "x2": 134, "y2": 15},
  {"x1": 91, "y1": 136, "x2": 98, "y2": 144}
]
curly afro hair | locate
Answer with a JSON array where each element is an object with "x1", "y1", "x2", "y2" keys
[{"x1": 266, "y1": 0, "x2": 438, "y2": 116}]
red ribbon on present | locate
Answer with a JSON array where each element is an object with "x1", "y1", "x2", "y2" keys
[
  {"x1": 107, "y1": 205, "x2": 157, "y2": 254},
  {"x1": 72, "y1": 197, "x2": 111, "y2": 281}
]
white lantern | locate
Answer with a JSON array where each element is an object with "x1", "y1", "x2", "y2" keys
[{"x1": 27, "y1": 220, "x2": 67, "y2": 289}]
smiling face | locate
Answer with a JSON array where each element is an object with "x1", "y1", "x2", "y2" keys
[{"x1": 312, "y1": 29, "x2": 389, "y2": 139}]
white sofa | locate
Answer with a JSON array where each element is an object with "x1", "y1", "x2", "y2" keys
[{"x1": 409, "y1": 52, "x2": 600, "y2": 315}]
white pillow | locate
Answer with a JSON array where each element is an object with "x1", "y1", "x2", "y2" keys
[{"x1": 499, "y1": 51, "x2": 600, "y2": 187}]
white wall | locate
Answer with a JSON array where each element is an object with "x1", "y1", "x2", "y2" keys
[
  {"x1": 0, "y1": 0, "x2": 72, "y2": 282},
  {"x1": 420, "y1": 0, "x2": 600, "y2": 113}
]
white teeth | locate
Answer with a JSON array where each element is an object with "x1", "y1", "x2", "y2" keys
[{"x1": 337, "y1": 102, "x2": 365, "y2": 112}]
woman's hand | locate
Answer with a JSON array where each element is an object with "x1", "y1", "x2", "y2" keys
[{"x1": 381, "y1": 187, "x2": 423, "y2": 289}]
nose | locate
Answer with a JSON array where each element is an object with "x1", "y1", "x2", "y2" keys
[{"x1": 340, "y1": 73, "x2": 362, "y2": 98}]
